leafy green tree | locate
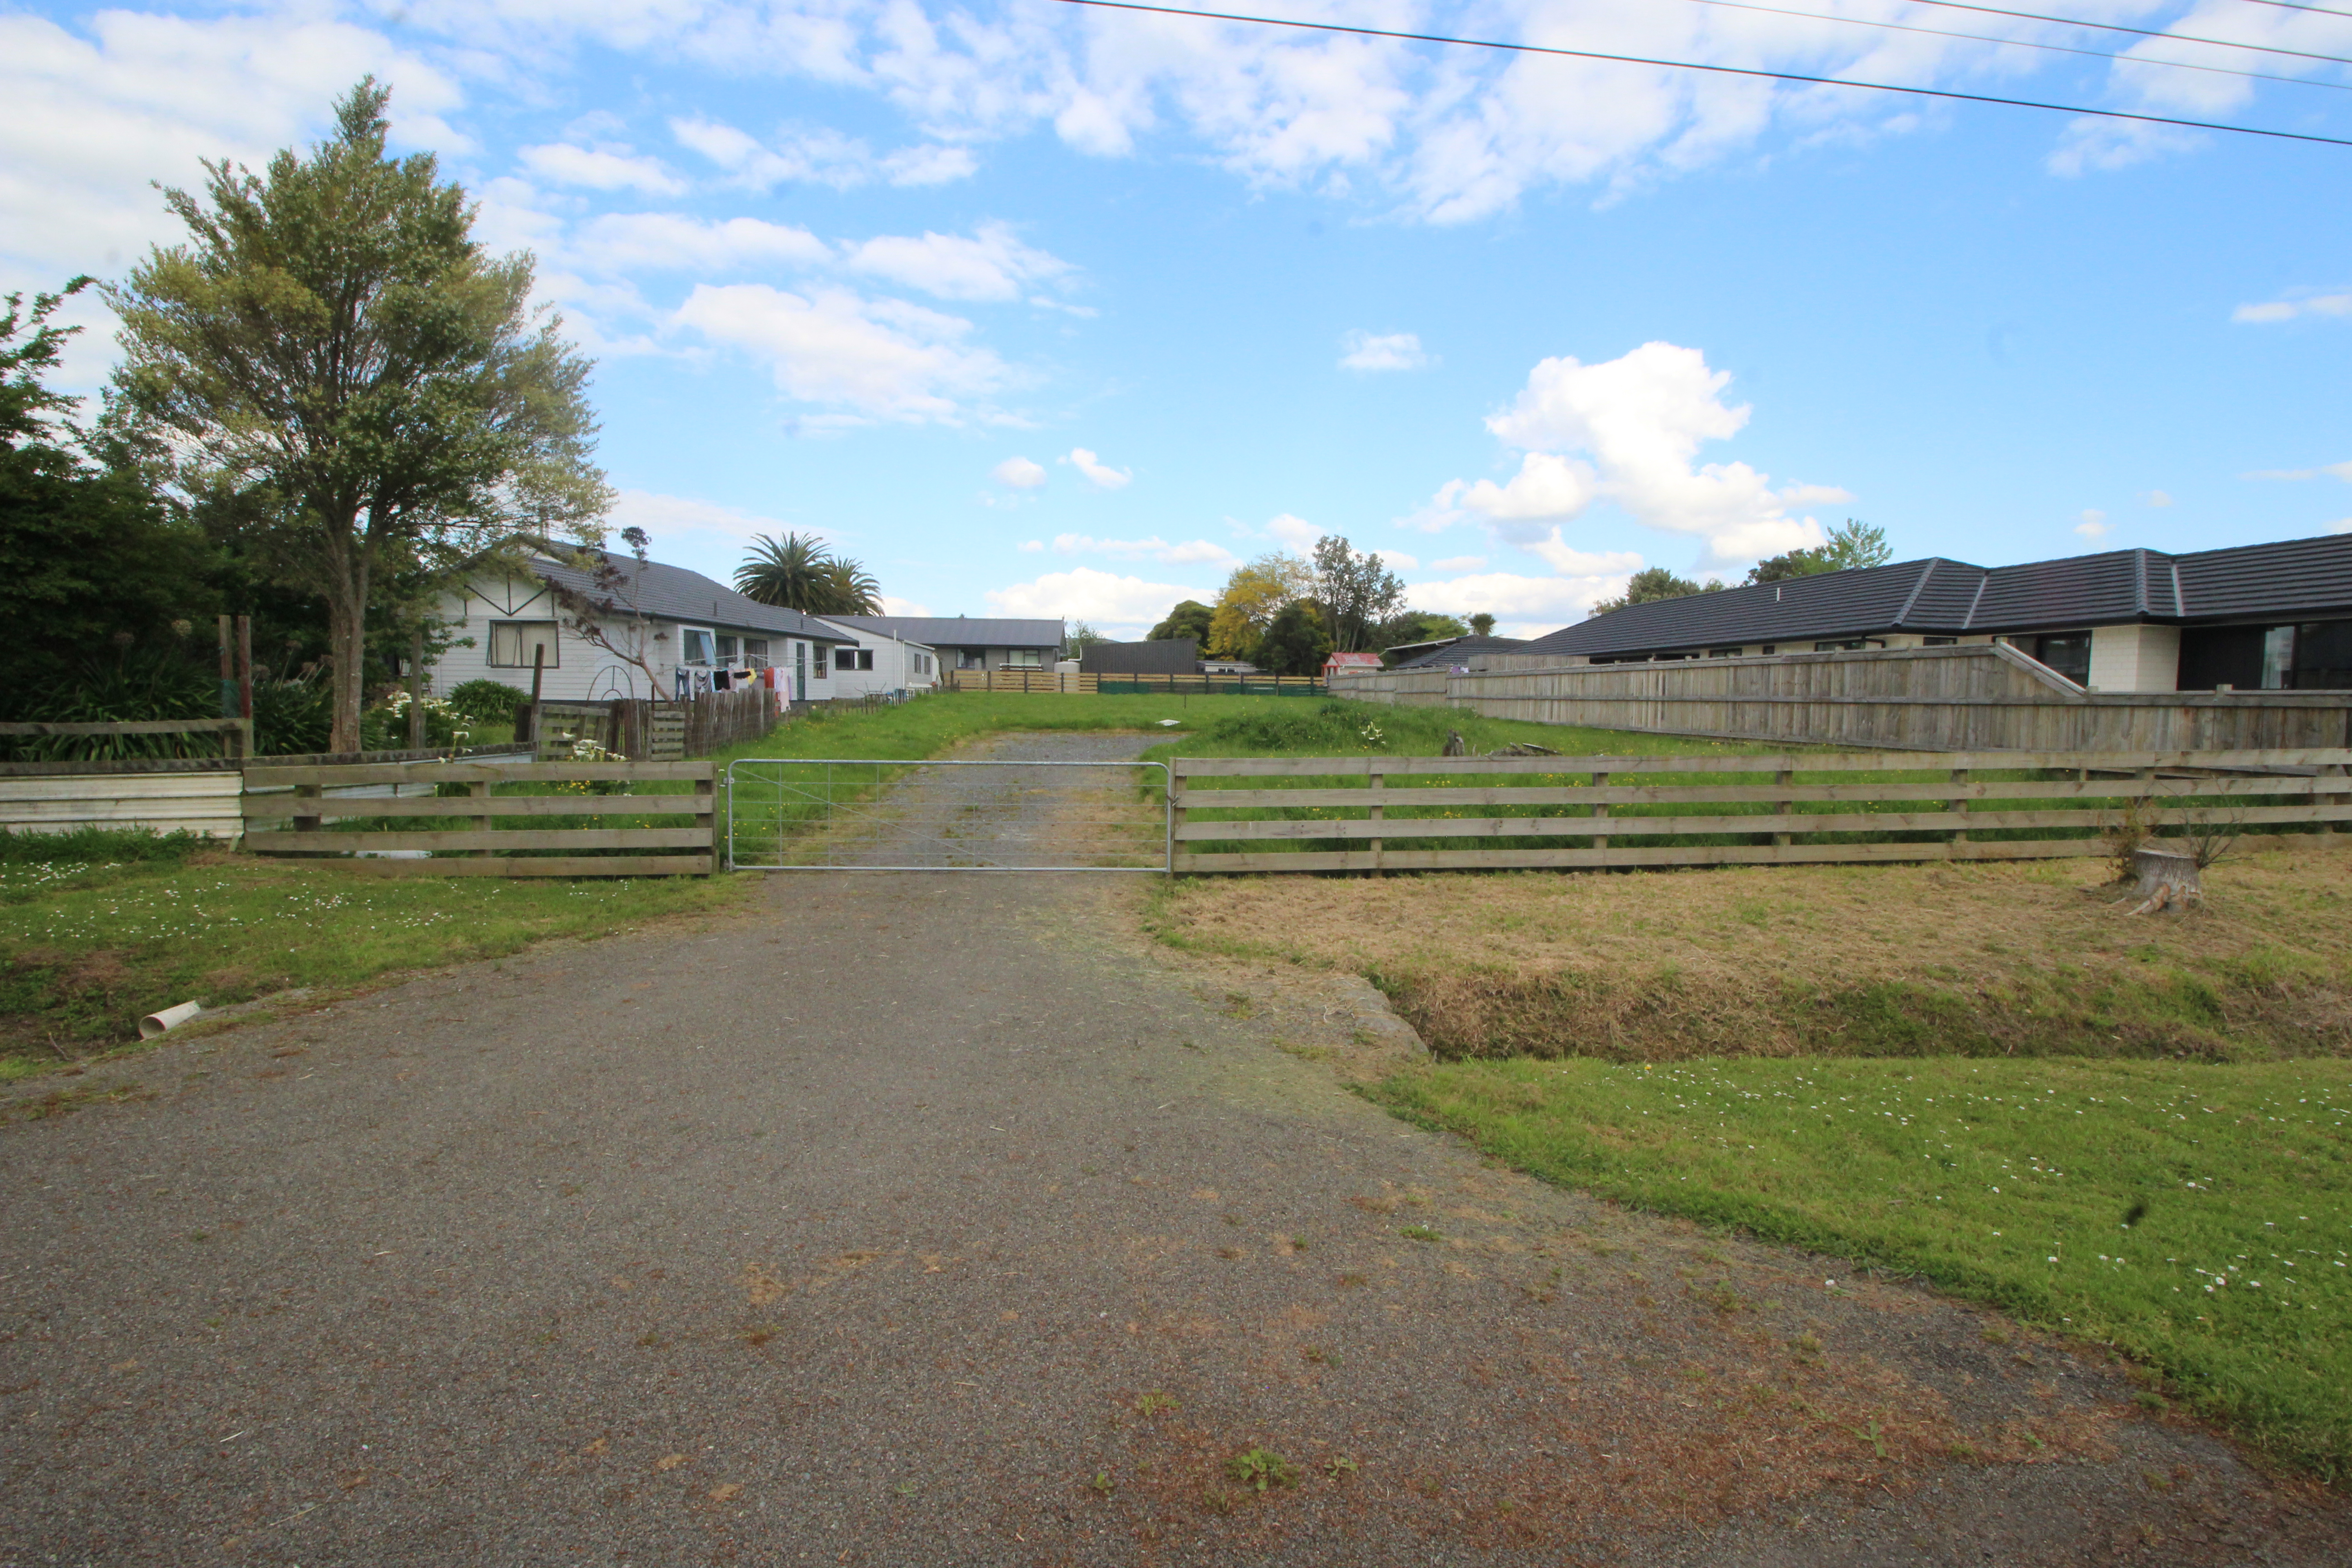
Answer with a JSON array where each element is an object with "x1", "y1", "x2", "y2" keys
[
  {"x1": 1256, "y1": 598, "x2": 1334, "y2": 676},
  {"x1": 106, "y1": 80, "x2": 612, "y2": 752},
  {"x1": 1063, "y1": 620, "x2": 1106, "y2": 656},
  {"x1": 1588, "y1": 567, "x2": 1725, "y2": 617},
  {"x1": 0, "y1": 279, "x2": 223, "y2": 710},
  {"x1": 1746, "y1": 519, "x2": 1893, "y2": 584},
  {"x1": 1468, "y1": 612, "x2": 1497, "y2": 637},
  {"x1": 735, "y1": 531, "x2": 882, "y2": 615},
  {"x1": 1148, "y1": 599, "x2": 1214, "y2": 644},
  {"x1": 1311, "y1": 534, "x2": 1405, "y2": 652}
]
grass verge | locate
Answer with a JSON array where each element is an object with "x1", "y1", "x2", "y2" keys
[
  {"x1": 1150, "y1": 838, "x2": 2352, "y2": 1061},
  {"x1": 1366, "y1": 1053, "x2": 2352, "y2": 1481},
  {"x1": 0, "y1": 829, "x2": 745, "y2": 1073}
]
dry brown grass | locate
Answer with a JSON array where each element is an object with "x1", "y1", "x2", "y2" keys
[{"x1": 1157, "y1": 836, "x2": 2352, "y2": 1062}]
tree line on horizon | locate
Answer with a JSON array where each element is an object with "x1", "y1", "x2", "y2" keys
[{"x1": 1138, "y1": 534, "x2": 1490, "y2": 676}]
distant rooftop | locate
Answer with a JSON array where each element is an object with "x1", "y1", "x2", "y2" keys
[{"x1": 821, "y1": 614, "x2": 1063, "y2": 649}]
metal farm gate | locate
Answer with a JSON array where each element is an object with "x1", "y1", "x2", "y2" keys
[{"x1": 726, "y1": 757, "x2": 1171, "y2": 872}]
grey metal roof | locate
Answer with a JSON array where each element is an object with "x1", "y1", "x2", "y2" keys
[
  {"x1": 1521, "y1": 532, "x2": 2352, "y2": 659},
  {"x1": 824, "y1": 614, "x2": 1063, "y2": 649},
  {"x1": 528, "y1": 551, "x2": 854, "y2": 643},
  {"x1": 1390, "y1": 635, "x2": 1533, "y2": 669}
]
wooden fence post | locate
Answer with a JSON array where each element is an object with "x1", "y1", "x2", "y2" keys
[
  {"x1": 1773, "y1": 767, "x2": 1794, "y2": 849},
  {"x1": 471, "y1": 779, "x2": 493, "y2": 858},
  {"x1": 1591, "y1": 769, "x2": 1610, "y2": 853},
  {"x1": 1368, "y1": 764, "x2": 1384, "y2": 877},
  {"x1": 1950, "y1": 766, "x2": 1970, "y2": 853},
  {"x1": 696, "y1": 770, "x2": 718, "y2": 873},
  {"x1": 407, "y1": 629, "x2": 426, "y2": 750}
]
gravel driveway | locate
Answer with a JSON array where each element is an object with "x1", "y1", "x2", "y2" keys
[{"x1": 3, "y1": 733, "x2": 2342, "y2": 1565}]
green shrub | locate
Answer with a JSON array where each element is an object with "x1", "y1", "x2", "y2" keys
[{"x1": 445, "y1": 679, "x2": 527, "y2": 722}]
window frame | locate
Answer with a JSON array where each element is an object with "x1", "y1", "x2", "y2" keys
[
  {"x1": 488, "y1": 620, "x2": 560, "y2": 669},
  {"x1": 679, "y1": 627, "x2": 716, "y2": 666}
]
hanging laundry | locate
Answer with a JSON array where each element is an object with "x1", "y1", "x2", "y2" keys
[{"x1": 712, "y1": 670, "x2": 730, "y2": 691}]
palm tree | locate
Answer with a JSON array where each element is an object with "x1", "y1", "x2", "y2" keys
[
  {"x1": 736, "y1": 533, "x2": 832, "y2": 611},
  {"x1": 816, "y1": 557, "x2": 882, "y2": 616}
]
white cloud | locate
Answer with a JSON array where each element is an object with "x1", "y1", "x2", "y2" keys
[
  {"x1": 1431, "y1": 554, "x2": 1488, "y2": 572},
  {"x1": 880, "y1": 595, "x2": 935, "y2": 617},
  {"x1": 1051, "y1": 534, "x2": 1237, "y2": 567},
  {"x1": 844, "y1": 222, "x2": 1073, "y2": 302},
  {"x1": 1406, "y1": 569, "x2": 1639, "y2": 631},
  {"x1": 1017, "y1": 538, "x2": 1044, "y2": 551},
  {"x1": 1434, "y1": 341, "x2": 1847, "y2": 569},
  {"x1": 1265, "y1": 513, "x2": 1320, "y2": 551},
  {"x1": 0, "y1": 8, "x2": 461, "y2": 342},
  {"x1": 519, "y1": 142, "x2": 684, "y2": 195},
  {"x1": 571, "y1": 213, "x2": 830, "y2": 273},
  {"x1": 985, "y1": 567, "x2": 1210, "y2": 635},
  {"x1": 2244, "y1": 461, "x2": 2352, "y2": 483},
  {"x1": 2233, "y1": 292, "x2": 2352, "y2": 324},
  {"x1": 1381, "y1": 549, "x2": 1420, "y2": 571},
  {"x1": 672, "y1": 116, "x2": 979, "y2": 191},
  {"x1": 2142, "y1": 490, "x2": 2173, "y2": 508},
  {"x1": 673, "y1": 283, "x2": 1012, "y2": 424},
  {"x1": 2332, "y1": 519, "x2": 2352, "y2": 535},
  {"x1": 1339, "y1": 329, "x2": 1432, "y2": 372},
  {"x1": 607, "y1": 487, "x2": 805, "y2": 548},
  {"x1": 993, "y1": 456, "x2": 1049, "y2": 489},
  {"x1": 1063, "y1": 447, "x2": 1132, "y2": 490},
  {"x1": 2075, "y1": 509, "x2": 2111, "y2": 541}
]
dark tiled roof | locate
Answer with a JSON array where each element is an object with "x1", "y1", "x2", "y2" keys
[
  {"x1": 1390, "y1": 636, "x2": 1533, "y2": 669},
  {"x1": 1521, "y1": 532, "x2": 2352, "y2": 659},
  {"x1": 824, "y1": 614, "x2": 1063, "y2": 649},
  {"x1": 529, "y1": 551, "x2": 854, "y2": 642}
]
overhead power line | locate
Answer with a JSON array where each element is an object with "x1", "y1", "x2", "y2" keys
[
  {"x1": 1046, "y1": 0, "x2": 2352, "y2": 148},
  {"x1": 2216, "y1": 0, "x2": 2352, "y2": 19},
  {"x1": 1891, "y1": 0, "x2": 2352, "y2": 69},
  {"x1": 1683, "y1": 0, "x2": 2349, "y2": 93}
]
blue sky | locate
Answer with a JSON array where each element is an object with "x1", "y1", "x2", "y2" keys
[{"x1": 5, "y1": 0, "x2": 2348, "y2": 636}]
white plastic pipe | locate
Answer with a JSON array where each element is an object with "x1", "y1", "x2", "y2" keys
[{"x1": 139, "y1": 1000, "x2": 204, "y2": 1040}]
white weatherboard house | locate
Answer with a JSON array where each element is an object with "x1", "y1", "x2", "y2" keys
[
  {"x1": 809, "y1": 617, "x2": 941, "y2": 699},
  {"x1": 433, "y1": 547, "x2": 858, "y2": 705}
]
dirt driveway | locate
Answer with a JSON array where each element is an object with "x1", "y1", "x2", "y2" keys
[{"x1": 2, "y1": 733, "x2": 2342, "y2": 1565}]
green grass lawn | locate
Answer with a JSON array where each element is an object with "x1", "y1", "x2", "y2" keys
[
  {"x1": 0, "y1": 828, "x2": 746, "y2": 1072},
  {"x1": 1370, "y1": 1054, "x2": 2352, "y2": 1480}
]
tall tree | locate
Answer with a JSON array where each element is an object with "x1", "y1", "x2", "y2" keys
[
  {"x1": 1206, "y1": 552, "x2": 1311, "y2": 658},
  {"x1": 735, "y1": 531, "x2": 881, "y2": 615},
  {"x1": 107, "y1": 80, "x2": 610, "y2": 751},
  {"x1": 1588, "y1": 567, "x2": 1724, "y2": 617},
  {"x1": 1468, "y1": 612, "x2": 1497, "y2": 637},
  {"x1": 1311, "y1": 534, "x2": 1405, "y2": 653},
  {"x1": 1256, "y1": 599, "x2": 1333, "y2": 676},
  {"x1": 0, "y1": 279, "x2": 220, "y2": 703},
  {"x1": 1745, "y1": 519, "x2": 1894, "y2": 585},
  {"x1": 1148, "y1": 599, "x2": 1214, "y2": 645}
]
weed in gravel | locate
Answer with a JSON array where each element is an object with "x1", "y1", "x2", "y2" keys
[
  {"x1": 1225, "y1": 1447, "x2": 1298, "y2": 1493},
  {"x1": 1399, "y1": 1224, "x2": 1442, "y2": 1242},
  {"x1": 1135, "y1": 1392, "x2": 1178, "y2": 1417}
]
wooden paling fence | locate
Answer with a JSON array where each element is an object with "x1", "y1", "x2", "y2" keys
[
  {"x1": 1168, "y1": 746, "x2": 2352, "y2": 874},
  {"x1": 242, "y1": 759, "x2": 717, "y2": 877},
  {"x1": 947, "y1": 669, "x2": 1330, "y2": 695},
  {"x1": 521, "y1": 688, "x2": 773, "y2": 761},
  {"x1": 951, "y1": 669, "x2": 1099, "y2": 693}
]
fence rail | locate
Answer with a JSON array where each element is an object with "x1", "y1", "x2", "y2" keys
[
  {"x1": 241, "y1": 759, "x2": 715, "y2": 877},
  {"x1": 1168, "y1": 746, "x2": 2352, "y2": 874},
  {"x1": 1330, "y1": 644, "x2": 2352, "y2": 754},
  {"x1": 946, "y1": 669, "x2": 1329, "y2": 696}
]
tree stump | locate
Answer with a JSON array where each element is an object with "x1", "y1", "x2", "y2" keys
[
  {"x1": 2122, "y1": 848, "x2": 2201, "y2": 915},
  {"x1": 1441, "y1": 730, "x2": 1469, "y2": 757}
]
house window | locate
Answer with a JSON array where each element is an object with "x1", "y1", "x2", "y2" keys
[
  {"x1": 957, "y1": 649, "x2": 985, "y2": 670},
  {"x1": 1923, "y1": 636, "x2": 1958, "y2": 646},
  {"x1": 1814, "y1": 639, "x2": 1865, "y2": 652},
  {"x1": 2295, "y1": 619, "x2": 2352, "y2": 689},
  {"x1": 1759, "y1": 645, "x2": 1777, "y2": 655},
  {"x1": 716, "y1": 633, "x2": 740, "y2": 662},
  {"x1": 489, "y1": 620, "x2": 559, "y2": 668},
  {"x1": 1707, "y1": 647, "x2": 1743, "y2": 658},
  {"x1": 837, "y1": 647, "x2": 875, "y2": 671},
  {"x1": 680, "y1": 627, "x2": 715, "y2": 665},
  {"x1": 913, "y1": 652, "x2": 933, "y2": 676},
  {"x1": 1005, "y1": 648, "x2": 1043, "y2": 668},
  {"x1": 2032, "y1": 631, "x2": 2092, "y2": 686},
  {"x1": 744, "y1": 638, "x2": 769, "y2": 666},
  {"x1": 811, "y1": 644, "x2": 828, "y2": 678}
]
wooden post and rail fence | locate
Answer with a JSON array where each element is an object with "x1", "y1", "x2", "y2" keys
[
  {"x1": 1166, "y1": 746, "x2": 2352, "y2": 874},
  {"x1": 947, "y1": 669, "x2": 1329, "y2": 696},
  {"x1": 240, "y1": 759, "x2": 718, "y2": 877}
]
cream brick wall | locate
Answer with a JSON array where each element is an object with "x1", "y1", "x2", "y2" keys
[{"x1": 2087, "y1": 623, "x2": 2181, "y2": 692}]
